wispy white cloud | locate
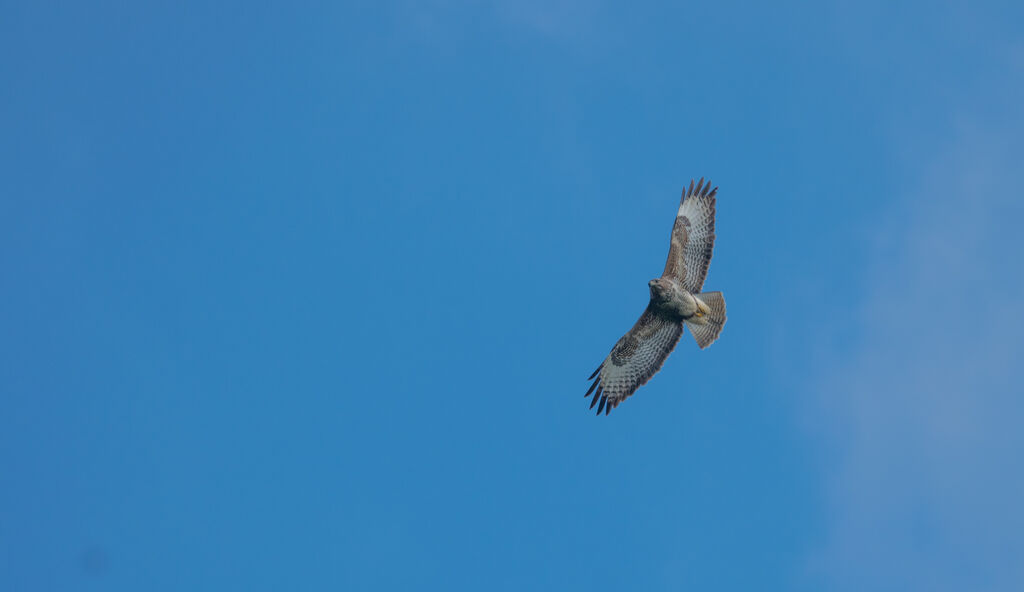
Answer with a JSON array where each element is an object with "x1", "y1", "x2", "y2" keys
[
  {"x1": 807, "y1": 121, "x2": 1024, "y2": 590},
  {"x1": 385, "y1": 0, "x2": 607, "y2": 51},
  {"x1": 489, "y1": 0, "x2": 603, "y2": 44}
]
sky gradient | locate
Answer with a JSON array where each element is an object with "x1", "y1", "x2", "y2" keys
[{"x1": 2, "y1": 1, "x2": 1023, "y2": 590}]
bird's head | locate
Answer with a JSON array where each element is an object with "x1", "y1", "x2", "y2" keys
[{"x1": 648, "y1": 278, "x2": 673, "y2": 302}]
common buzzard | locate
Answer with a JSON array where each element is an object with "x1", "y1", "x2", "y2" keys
[{"x1": 585, "y1": 179, "x2": 726, "y2": 415}]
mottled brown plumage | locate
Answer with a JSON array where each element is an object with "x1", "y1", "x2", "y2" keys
[{"x1": 584, "y1": 179, "x2": 727, "y2": 415}]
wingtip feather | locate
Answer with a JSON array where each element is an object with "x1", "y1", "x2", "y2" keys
[{"x1": 685, "y1": 177, "x2": 719, "y2": 200}]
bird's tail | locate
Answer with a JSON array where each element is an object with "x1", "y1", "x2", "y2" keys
[{"x1": 685, "y1": 291, "x2": 726, "y2": 349}]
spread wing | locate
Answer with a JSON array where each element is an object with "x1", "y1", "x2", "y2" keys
[
  {"x1": 584, "y1": 307, "x2": 683, "y2": 415},
  {"x1": 662, "y1": 178, "x2": 717, "y2": 293}
]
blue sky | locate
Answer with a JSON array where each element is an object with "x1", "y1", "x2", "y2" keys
[{"x1": 2, "y1": 1, "x2": 1023, "y2": 590}]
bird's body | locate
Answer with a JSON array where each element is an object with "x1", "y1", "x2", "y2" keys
[
  {"x1": 648, "y1": 277, "x2": 703, "y2": 321},
  {"x1": 585, "y1": 179, "x2": 726, "y2": 415}
]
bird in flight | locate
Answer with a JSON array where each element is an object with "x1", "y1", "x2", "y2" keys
[{"x1": 585, "y1": 179, "x2": 726, "y2": 416}]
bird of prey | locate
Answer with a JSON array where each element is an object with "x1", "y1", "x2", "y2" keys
[{"x1": 585, "y1": 178, "x2": 726, "y2": 415}]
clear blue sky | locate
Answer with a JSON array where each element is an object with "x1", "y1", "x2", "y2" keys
[{"x1": 3, "y1": 1, "x2": 1023, "y2": 590}]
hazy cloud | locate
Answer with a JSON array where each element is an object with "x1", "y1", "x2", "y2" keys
[{"x1": 808, "y1": 123, "x2": 1024, "y2": 591}]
